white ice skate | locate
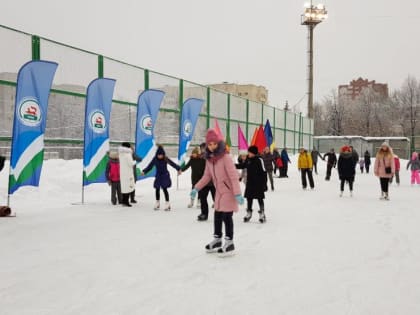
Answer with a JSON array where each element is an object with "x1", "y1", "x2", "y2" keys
[
  {"x1": 205, "y1": 237, "x2": 222, "y2": 253},
  {"x1": 164, "y1": 201, "x2": 171, "y2": 211},
  {"x1": 217, "y1": 239, "x2": 235, "y2": 257},
  {"x1": 154, "y1": 201, "x2": 160, "y2": 210}
]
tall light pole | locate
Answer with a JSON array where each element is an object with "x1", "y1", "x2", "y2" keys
[{"x1": 301, "y1": 2, "x2": 327, "y2": 119}]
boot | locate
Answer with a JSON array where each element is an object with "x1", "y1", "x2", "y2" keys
[
  {"x1": 384, "y1": 192, "x2": 390, "y2": 200},
  {"x1": 217, "y1": 239, "x2": 235, "y2": 256},
  {"x1": 205, "y1": 237, "x2": 222, "y2": 253},
  {"x1": 339, "y1": 191, "x2": 343, "y2": 197},
  {"x1": 258, "y1": 210, "x2": 266, "y2": 223},
  {"x1": 243, "y1": 210, "x2": 252, "y2": 222},
  {"x1": 164, "y1": 201, "x2": 171, "y2": 211},
  {"x1": 197, "y1": 214, "x2": 208, "y2": 221},
  {"x1": 154, "y1": 200, "x2": 160, "y2": 210}
]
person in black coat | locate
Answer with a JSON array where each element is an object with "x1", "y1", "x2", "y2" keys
[
  {"x1": 182, "y1": 146, "x2": 215, "y2": 221},
  {"x1": 364, "y1": 150, "x2": 371, "y2": 173},
  {"x1": 337, "y1": 145, "x2": 356, "y2": 197},
  {"x1": 323, "y1": 148, "x2": 337, "y2": 180},
  {"x1": 236, "y1": 145, "x2": 267, "y2": 223}
]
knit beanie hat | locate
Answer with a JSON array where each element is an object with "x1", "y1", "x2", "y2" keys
[
  {"x1": 205, "y1": 128, "x2": 222, "y2": 144},
  {"x1": 381, "y1": 141, "x2": 389, "y2": 147},
  {"x1": 238, "y1": 149, "x2": 248, "y2": 156},
  {"x1": 156, "y1": 145, "x2": 165, "y2": 156},
  {"x1": 248, "y1": 145, "x2": 258, "y2": 155},
  {"x1": 340, "y1": 145, "x2": 351, "y2": 153}
]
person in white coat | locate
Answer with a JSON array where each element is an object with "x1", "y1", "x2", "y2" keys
[{"x1": 119, "y1": 142, "x2": 135, "y2": 207}]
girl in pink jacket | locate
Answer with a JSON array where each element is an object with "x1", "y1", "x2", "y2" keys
[
  {"x1": 374, "y1": 142, "x2": 395, "y2": 200},
  {"x1": 191, "y1": 129, "x2": 244, "y2": 256}
]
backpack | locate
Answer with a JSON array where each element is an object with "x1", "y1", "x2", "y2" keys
[{"x1": 275, "y1": 157, "x2": 283, "y2": 168}]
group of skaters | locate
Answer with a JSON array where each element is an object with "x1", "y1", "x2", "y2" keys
[
  {"x1": 104, "y1": 133, "x2": 417, "y2": 256},
  {"x1": 297, "y1": 141, "x2": 417, "y2": 201}
]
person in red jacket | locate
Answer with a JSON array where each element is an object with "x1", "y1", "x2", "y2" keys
[
  {"x1": 390, "y1": 155, "x2": 401, "y2": 185},
  {"x1": 105, "y1": 151, "x2": 122, "y2": 205}
]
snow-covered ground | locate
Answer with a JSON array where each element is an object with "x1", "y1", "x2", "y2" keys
[{"x1": 1, "y1": 155, "x2": 420, "y2": 315}]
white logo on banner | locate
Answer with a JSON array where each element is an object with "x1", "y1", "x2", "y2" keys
[
  {"x1": 141, "y1": 115, "x2": 153, "y2": 136},
  {"x1": 18, "y1": 99, "x2": 42, "y2": 127},
  {"x1": 89, "y1": 110, "x2": 107, "y2": 134},
  {"x1": 183, "y1": 119, "x2": 192, "y2": 138}
]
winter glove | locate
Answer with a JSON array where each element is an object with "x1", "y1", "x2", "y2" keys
[
  {"x1": 235, "y1": 194, "x2": 244, "y2": 205},
  {"x1": 190, "y1": 188, "x2": 198, "y2": 199}
]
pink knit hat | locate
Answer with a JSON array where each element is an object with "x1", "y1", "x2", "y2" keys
[{"x1": 205, "y1": 128, "x2": 222, "y2": 144}]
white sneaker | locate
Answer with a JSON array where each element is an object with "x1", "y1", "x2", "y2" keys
[
  {"x1": 154, "y1": 201, "x2": 160, "y2": 210},
  {"x1": 164, "y1": 201, "x2": 171, "y2": 211}
]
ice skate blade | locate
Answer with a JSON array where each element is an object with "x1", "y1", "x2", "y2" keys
[{"x1": 217, "y1": 250, "x2": 235, "y2": 258}]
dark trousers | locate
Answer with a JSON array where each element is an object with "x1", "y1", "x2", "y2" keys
[
  {"x1": 301, "y1": 168, "x2": 314, "y2": 188},
  {"x1": 267, "y1": 171, "x2": 274, "y2": 189},
  {"x1": 155, "y1": 188, "x2": 169, "y2": 201},
  {"x1": 214, "y1": 211, "x2": 234, "y2": 240},
  {"x1": 279, "y1": 163, "x2": 289, "y2": 177},
  {"x1": 111, "y1": 181, "x2": 122, "y2": 204},
  {"x1": 247, "y1": 198, "x2": 264, "y2": 211},
  {"x1": 326, "y1": 164, "x2": 333, "y2": 180},
  {"x1": 365, "y1": 164, "x2": 370, "y2": 173},
  {"x1": 130, "y1": 190, "x2": 136, "y2": 202},
  {"x1": 390, "y1": 171, "x2": 400, "y2": 184},
  {"x1": 340, "y1": 179, "x2": 354, "y2": 191},
  {"x1": 380, "y1": 177, "x2": 390, "y2": 193},
  {"x1": 199, "y1": 185, "x2": 216, "y2": 217},
  {"x1": 121, "y1": 193, "x2": 130, "y2": 205}
]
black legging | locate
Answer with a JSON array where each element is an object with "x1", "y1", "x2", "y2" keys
[
  {"x1": 380, "y1": 177, "x2": 390, "y2": 193},
  {"x1": 214, "y1": 211, "x2": 234, "y2": 240},
  {"x1": 247, "y1": 198, "x2": 264, "y2": 211},
  {"x1": 340, "y1": 179, "x2": 353, "y2": 191},
  {"x1": 155, "y1": 188, "x2": 169, "y2": 201}
]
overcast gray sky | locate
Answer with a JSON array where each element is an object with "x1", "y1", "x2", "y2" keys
[{"x1": 1, "y1": 0, "x2": 420, "y2": 115}]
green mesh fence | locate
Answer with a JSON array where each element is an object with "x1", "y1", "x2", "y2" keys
[{"x1": 0, "y1": 24, "x2": 313, "y2": 158}]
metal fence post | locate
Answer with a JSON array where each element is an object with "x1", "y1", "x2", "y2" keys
[
  {"x1": 31, "y1": 35, "x2": 40, "y2": 60},
  {"x1": 98, "y1": 55, "x2": 104, "y2": 78}
]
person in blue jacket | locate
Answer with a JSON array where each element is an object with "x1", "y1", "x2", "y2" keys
[{"x1": 141, "y1": 145, "x2": 181, "y2": 211}]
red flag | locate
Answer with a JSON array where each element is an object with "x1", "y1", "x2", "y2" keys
[{"x1": 255, "y1": 125, "x2": 267, "y2": 153}]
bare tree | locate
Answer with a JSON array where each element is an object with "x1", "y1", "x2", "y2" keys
[
  {"x1": 395, "y1": 76, "x2": 420, "y2": 150},
  {"x1": 324, "y1": 90, "x2": 345, "y2": 135}
]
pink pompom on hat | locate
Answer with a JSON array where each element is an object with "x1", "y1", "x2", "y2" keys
[{"x1": 205, "y1": 128, "x2": 223, "y2": 144}]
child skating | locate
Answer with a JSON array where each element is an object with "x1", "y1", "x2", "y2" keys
[
  {"x1": 141, "y1": 145, "x2": 181, "y2": 210},
  {"x1": 236, "y1": 145, "x2": 267, "y2": 223},
  {"x1": 191, "y1": 129, "x2": 244, "y2": 256}
]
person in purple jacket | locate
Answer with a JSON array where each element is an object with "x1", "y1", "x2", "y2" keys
[
  {"x1": 141, "y1": 145, "x2": 181, "y2": 211},
  {"x1": 191, "y1": 128, "x2": 244, "y2": 256}
]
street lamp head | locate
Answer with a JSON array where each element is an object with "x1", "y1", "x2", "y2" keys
[{"x1": 301, "y1": 3, "x2": 327, "y2": 25}]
